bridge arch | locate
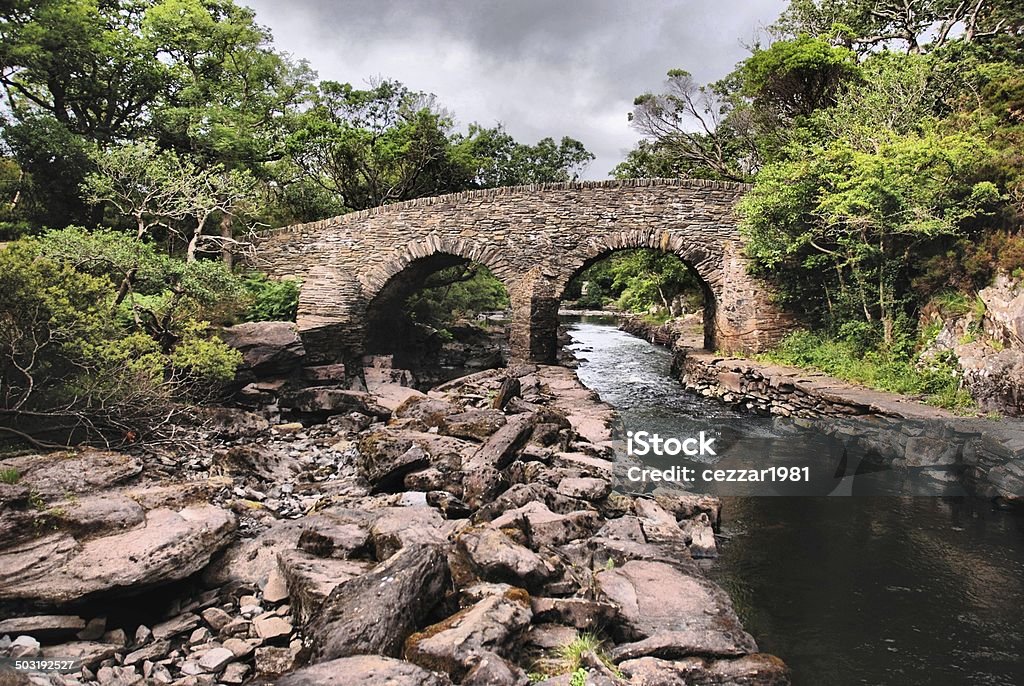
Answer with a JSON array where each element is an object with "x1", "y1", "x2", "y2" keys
[
  {"x1": 555, "y1": 237, "x2": 717, "y2": 349},
  {"x1": 256, "y1": 179, "x2": 794, "y2": 368}
]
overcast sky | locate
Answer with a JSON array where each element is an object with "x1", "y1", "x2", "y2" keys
[{"x1": 242, "y1": 0, "x2": 787, "y2": 179}]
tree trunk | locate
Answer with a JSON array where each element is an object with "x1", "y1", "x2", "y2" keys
[{"x1": 220, "y1": 214, "x2": 234, "y2": 268}]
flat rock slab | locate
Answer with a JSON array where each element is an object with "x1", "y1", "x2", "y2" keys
[
  {"x1": 0, "y1": 505, "x2": 236, "y2": 605},
  {"x1": 0, "y1": 450, "x2": 142, "y2": 500},
  {"x1": 596, "y1": 560, "x2": 756, "y2": 660},
  {"x1": 277, "y1": 655, "x2": 452, "y2": 686},
  {"x1": 307, "y1": 543, "x2": 450, "y2": 660}
]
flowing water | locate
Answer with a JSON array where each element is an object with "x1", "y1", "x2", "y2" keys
[{"x1": 564, "y1": 316, "x2": 1024, "y2": 686}]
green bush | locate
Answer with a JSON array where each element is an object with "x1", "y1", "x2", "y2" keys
[
  {"x1": 1, "y1": 232, "x2": 243, "y2": 442},
  {"x1": 243, "y1": 273, "x2": 300, "y2": 322},
  {"x1": 761, "y1": 330, "x2": 974, "y2": 411}
]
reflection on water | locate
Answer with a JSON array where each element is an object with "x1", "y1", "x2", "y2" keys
[{"x1": 564, "y1": 317, "x2": 1024, "y2": 686}]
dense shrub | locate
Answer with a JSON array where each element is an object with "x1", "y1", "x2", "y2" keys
[
  {"x1": 0, "y1": 231, "x2": 243, "y2": 443},
  {"x1": 760, "y1": 330, "x2": 973, "y2": 410},
  {"x1": 242, "y1": 273, "x2": 300, "y2": 322}
]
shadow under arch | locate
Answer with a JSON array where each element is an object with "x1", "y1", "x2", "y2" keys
[{"x1": 362, "y1": 249, "x2": 512, "y2": 377}]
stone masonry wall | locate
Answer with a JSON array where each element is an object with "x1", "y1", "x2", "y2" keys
[{"x1": 251, "y1": 179, "x2": 794, "y2": 364}]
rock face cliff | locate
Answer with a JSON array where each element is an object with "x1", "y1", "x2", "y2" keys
[{"x1": 928, "y1": 274, "x2": 1024, "y2": 416}]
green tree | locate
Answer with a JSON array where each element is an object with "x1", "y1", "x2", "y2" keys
[
  {"x1": 740, "y1": 127, "x2": 999, "y2": 342},
  {"x1": 774, "y1": 0, "x2": 1023, "y2": 55},
  {"x1": 82, "y1": 140, "x2": 258, "y2": 262},
  {"x1": 286, "y1": 79, "x2": 467, "y2": 211},
  {"x1": 458, "y1": 124, "x2": 593, "y2": 186}
]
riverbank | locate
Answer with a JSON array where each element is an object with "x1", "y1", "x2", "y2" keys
[
  {"x1": 568, "y1": 317, "x2": 1024, "y2": 685},
  {"x1": 617, "y1": 316, "x2": 1024, "y2": 507},
  {"x1": 0, "y1": 362, "x2": 790, "y2": 685}
]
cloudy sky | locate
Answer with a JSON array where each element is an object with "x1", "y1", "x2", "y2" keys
[{"x1": 242, "y1": 0, "x2": 787, "y2": 179}]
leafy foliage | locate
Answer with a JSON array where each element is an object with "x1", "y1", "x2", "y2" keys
[
  {"x1": 566, "y1": 249, "x2": 704, "y2": 315},
  {"x1": 405, "y1": 265, "x2": 509, "y2": 330},
  {"x1": 242, "y1": 273, "x2": 300, "y2": 322}
]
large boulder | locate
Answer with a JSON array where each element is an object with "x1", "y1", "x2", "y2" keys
[
  {"x1": 283, "y1": 387, "x2": 391, "y2": 420},
  {"x1": 404, "y1": 589, "x2": 532, "y2": 681},
  {"x1": 276, "y1": 655, "x2": 452, "y2": 686},
  {"x1": 458, "y1": 527, "x2": 556, "y2": 588},
  {"x1": 0, "y1": 450, "x2": 141, "y2": 500},
  {"x1": 307, "y1": 543, "x2": 450, "y2": 660},
  {"x1": 277, "y1": 550, "x2": 374, "y2": 623},
  {"x1": 595, "y1": 560, "x2": 757, "y2": 661},
  {"x1": 0, "y1": 505, "x2": 236, "y2": 605},
  {"x1": 220, "y1": 321, "x2": 305, "y2": 376}
]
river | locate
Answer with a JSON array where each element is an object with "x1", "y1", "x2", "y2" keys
[{"x1": 563, "y1": 316, "x2": 1024, "y2": 686}]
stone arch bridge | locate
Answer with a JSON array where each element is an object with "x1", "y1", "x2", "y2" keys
[{"x1": 253, "y1": 178, "x2": 792, "y2": 366}]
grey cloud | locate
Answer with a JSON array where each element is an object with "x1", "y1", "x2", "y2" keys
[{"x1": 243, "y1": 0, "x2": 785, "y2": 178}]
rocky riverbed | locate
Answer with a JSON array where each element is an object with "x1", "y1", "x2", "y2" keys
[{"x1": 0, "y1": 358, "x2": 789, "y2": 686}]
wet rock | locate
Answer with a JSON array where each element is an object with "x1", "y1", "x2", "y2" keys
[
  {"x1": 220, "y1": 321, "x2": 305, "y2": 376},
  {"x1": 0, "y1": 506, "x2": 235, "y2": 605},
  {"x1": 619, "y1": 654, "x2": 791, "y2": 685},
  {"x1": 596, "y1": 560, "x2": 756, "y2": 660},
  {"x1": 458, "y1": 527, "x2": 555, "y2": 587},
  {"x1": 0, "y1": 615, "x2": 86, "y2": 641},
  {"x1": 307, "y1": 543, "x2": 450, "y2": 660},
  {"x1": 441, "y1": 410, "x2": 508, "y2": 442},
  {"x1": 404, "y1": 590, "x2": 532, "y2": 681},
  {"x1": 276, "y1": 655, "x2": 452, "y2": 686}
]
